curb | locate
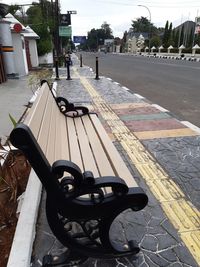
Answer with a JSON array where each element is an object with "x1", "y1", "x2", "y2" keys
[
  {"x1": 137, "y1": 53, "x2": 200, "y2": 62},
  {"x1": 113, "y1": 52, "x2": 200, "y2": 62},
  {"x1": 7, "y1": 170, "x2": 42, "y2": 267}
]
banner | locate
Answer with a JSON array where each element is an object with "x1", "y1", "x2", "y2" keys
[
  {"x1": 59, "y1": 26, "x2": 72, "y2": 37},
  {"x1": 73, "y1": 36, "x2": 86, "y2": 44},
  {"x1": 60, "y1": 14, "x2": 71, "y2": 26}
]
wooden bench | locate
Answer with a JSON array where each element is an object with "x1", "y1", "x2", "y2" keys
[{"x1": 10, "y1": 81, "x2": 148, "y2": 266}]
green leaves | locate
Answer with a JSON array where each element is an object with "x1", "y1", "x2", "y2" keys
[{"x1": 9, "y1": 114, "x2": 17, "y2": 128}]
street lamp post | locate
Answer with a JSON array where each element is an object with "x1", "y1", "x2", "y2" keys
[{"x1": 138, "y1": 5, "x2": 151, "y2": 54}]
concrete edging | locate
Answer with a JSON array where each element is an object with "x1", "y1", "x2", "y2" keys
[{"x1": 7, "y1": 170, "x2": 42, "y2": 267}]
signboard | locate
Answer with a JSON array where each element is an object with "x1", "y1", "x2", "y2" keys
[
  {"x1": 67, "y1": 10, "x2": 77, "y2": 14},
  {"x1": 104, "y1": 39, "x2": 114, "y2": 45},
  {"x1": 73, "y1": 36, "x2": 86, "y2": 44},
  {"x1": 14, "y1": 23, "x2": 22, "y2": 33},
  {"x1": 195, "y1": 17, "x2": 200, "y2": 34},
  {"x1": 60, "y1": 14, "x2": 71, "y2": 26},
  {"x1": 59, "y1": 26, "x2": 72, "y2": 37}
]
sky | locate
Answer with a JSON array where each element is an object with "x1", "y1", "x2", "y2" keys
[{"x1": 2, "y1": 0, "x2": 200, "y2": 38}]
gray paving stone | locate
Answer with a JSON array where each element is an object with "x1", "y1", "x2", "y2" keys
[
  {"x1": 89, "y1": 77, "x2": 144, "y2": 104},
  {"x1": 57, "y1": 78, "x2": 92, "y2": 104},
  {"x1": 142, "y1": 136, "x2": 200, "y2": 209}
]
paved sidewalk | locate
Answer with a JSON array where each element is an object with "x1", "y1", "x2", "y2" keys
[
  {"x1": 31, "y1": 56, "x2": 200, "y2": 267},
  {"x1": 0, "y1": 77, "x2": 33, "y2": 142}
]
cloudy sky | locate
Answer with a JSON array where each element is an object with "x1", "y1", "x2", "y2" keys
[{"x1": 2, "y1": 0, "x2": 200, "y2": 37}]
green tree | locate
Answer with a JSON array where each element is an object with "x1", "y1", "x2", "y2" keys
[
  {"x1": 121, "y1": 30, "x2": 128, "y2": 52},
  {"x1": 131, "y1": 16, "x2": 153, "y2": 32},
  {"x1": 162, "y1": 21, "x2": 169, "y2": 47},
  {"x1": 188, "y1": 28, "x2": 194, "y2": 48},
  {"x1": 85, "y1": 22, "x2": 114, "y2": 51},
  {"x1": 7, "y1": 4, "x2": 21, "y2": 16},
  {"x1": 180, "y1": 25, "x2": 185, "y2": 46},
  {"x1": 26, "y1": 1, "x2": 53, "y2": 56},
  {"x1": 168, "y1": 22, "x2": 173, "y2": 46},
  {"x1": 101, "y1": 22, "x2": 113, "y2": 39},
  {"x1": 150, "y1": 36, "x2": 161, "y2": 47},
  {"x1": 0, "y1": 3, "x2": 9, "y2": 18},
  {"x1": 162, "y1": 21, "x2": 173, "y2": 47},
  {"x1": 173, "y1": 29, "x2": 179, "y2": 47}
]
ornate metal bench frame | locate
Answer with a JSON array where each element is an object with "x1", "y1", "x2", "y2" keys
[{"x1": 10, "y1": 81, "x2": 148, "y2": 266}]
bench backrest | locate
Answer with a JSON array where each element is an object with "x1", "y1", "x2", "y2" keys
[
  {"x1": 10, "y1": 82, "x2": 148, "y2": 213},
  {"x1": 23, "y1": 82, "x2": 138, "y2": 188}
]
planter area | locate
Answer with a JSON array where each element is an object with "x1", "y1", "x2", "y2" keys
[{"x1": 0, "y1": 147, "x2": 31, "y2": 267}]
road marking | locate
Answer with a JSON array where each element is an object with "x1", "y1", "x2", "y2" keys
[
  {"x1": 134, "y1": 93, "x2": 145, "y2": 99},
  {"x1": 122, "y1": 86, "x2": 129, "y2": 91},
  {"x1": 181, "y1": 121, "x2": 200, "y2": 134},
  {"x1": 74, "y1": 69, "x2": 200, "y2": 265},
  {"x1": 151, "y1": 104, "x2": 169, "y2": 112}
]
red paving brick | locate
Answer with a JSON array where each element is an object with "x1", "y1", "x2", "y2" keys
[{"x1": 124, "y1": 118, "x2": 186, "y2": 132}]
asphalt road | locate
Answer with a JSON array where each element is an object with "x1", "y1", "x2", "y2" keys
[{"x1": 79, "y1": 52, "x2": 200, "y2": 127}]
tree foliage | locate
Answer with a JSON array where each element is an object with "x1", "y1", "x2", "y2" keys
[
  {"x1": 131, "y1": 16, "x2": 157, "y2": 34},
  {"x1": 82, "y1": 22, "x2": 113, "y2": 51},
  {"x1": 150, "y1": 36, "x2": 161, "y2": 47},
  {"x1": 0, "y1": 3, "x2": 9, "y2": 18},
  {"x1": 132, "y1": 16, "x2": 150, "y2": 32},
  {"x1": 7, "y1": 4, "x2": 20, "y2": 16},
  {"x1": 25, "y1": 1, "x2": 54, "y2": 56}
]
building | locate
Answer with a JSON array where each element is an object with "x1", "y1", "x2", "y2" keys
[
  {"x1": 0, "y1": 13, "x2": 39, "y2": 77},
  {"x1": 126, "y1": 29, "x2": 149, "y2": 53}
]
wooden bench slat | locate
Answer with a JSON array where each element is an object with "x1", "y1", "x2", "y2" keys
[
  {"x1": 74, "y1": 117, "x2": 99, "y2": 177},
  {"x1": 54, "y1": 108, "x2": 62, "y2": 161},
  {"x1": 57, "y1": 112, "x2": 70, "y2": 161},
  {"x1": 66, "y1": 117, "x2": 84, "y2": 171},
  {"x1": 25, "y1": 85, "x2": 49, "y2": 138},
  {"x1": 36, "y1": 91, "x2": 54, "y2": 155},
  {"x1": 82, "y1": 116, "x2": 115, "y2": 177},
  {"x1": 46, "y1": 101, "x2": 58, "y2": 165},
  {"x1": 89, "y1": 114, "x2": 138, "y2": 188}
]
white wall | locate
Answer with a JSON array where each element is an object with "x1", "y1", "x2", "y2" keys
[
  {"x1": 28, "y1": 39, "x2": 39, "y2": 67},
  {"x1": 39, "y1": 52, "x2": 53, "y2": 65},
  {"x1": 115, "y1": 45, "x2": 120, "y2": 53},
  {"x1": 12, "y1": 33, "x2": 28, "y2": 76},
  {"x1": 0, "y1": 21, "x2": 16, "y2": 75}
]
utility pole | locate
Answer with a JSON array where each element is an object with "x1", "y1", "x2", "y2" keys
[
  {"x1": 54, "y1": 0, "x2": 60, "y2": 79},
  {"x1": 55, "y1": 0, "x2": 60, "y2": 57},
  {"x1": 138, "y1": 5, "x2": 151, "y2": 54}
]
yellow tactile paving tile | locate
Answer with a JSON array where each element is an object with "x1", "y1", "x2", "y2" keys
[
  {"x1": 162, "y1": 200, "x2": 200, "y2": 232},
  {"x1": 75, "y1": 70, "x2": 200, "y2": 265},
  {"x1": 135, "y1": 128, "x2": 199, "y2": 140},
  {"x1": 135, "y1": 163, "x2": 169, "y2": 180},
  {"x1": 181, "y1": 231, "x2": 200, "y2": 263},
  {"x1": 120, "y1": 139, "x2": 155, "y2": 164},
  {"x1": 146, "y1": 179, "x2": 185, "y2": 202}
]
